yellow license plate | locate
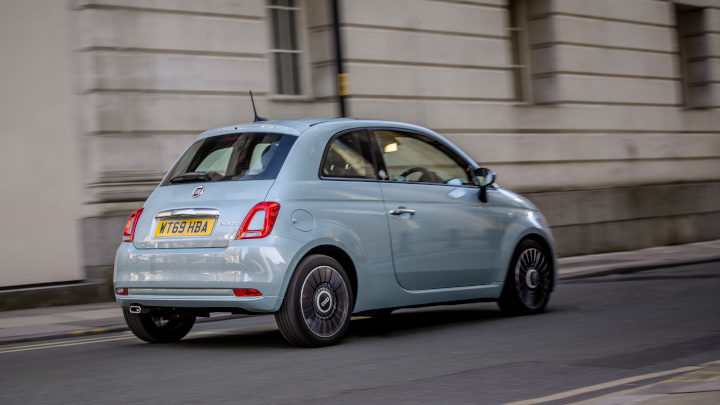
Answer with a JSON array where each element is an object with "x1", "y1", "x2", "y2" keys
[{"x1": 154, "y1": 219, "x2": 216, "y2": 237}]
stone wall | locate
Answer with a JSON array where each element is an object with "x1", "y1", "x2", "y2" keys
[
  {"x1": 73, "y1": 0, "x2": 720, "y2": 279},
  {"x1": 0, "y1": 1, "x2": 85, "y2": 287},
  {"x1": 526, "y1": 182, "x2": 720, "y2": 256},
  {"x1": 328, "y1": 0, "x2": 720, "y2": 255},
  {"x1": 0, "y1": 0, "x2": 717, "y2": 306}
]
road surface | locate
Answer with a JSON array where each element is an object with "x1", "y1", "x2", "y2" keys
[{"x1": 1, "y1": 263, "x2": 719, "y2": 404}]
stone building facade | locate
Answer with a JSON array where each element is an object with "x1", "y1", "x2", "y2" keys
[{"x1": 1, "y1": 0, "x2": 719, "y2": 299}]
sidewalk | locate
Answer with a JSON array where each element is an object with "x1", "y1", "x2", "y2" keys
[{"x1": 1, "y1": 240, "x2": 719, "y2": 346}]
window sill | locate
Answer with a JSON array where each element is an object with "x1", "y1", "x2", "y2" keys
[{"x1": 268, "y1": 94, "x2": 317, "y2": 102}]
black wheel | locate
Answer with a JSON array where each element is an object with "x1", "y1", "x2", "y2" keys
[
  {"x1": 123, "y1": 309, "x2": 196, "y2": 343},
  {"x1": 275, "y1": 255, "x2": 353, "y2": 347},
  {"x1": 498, "y1": 239, "x2": 553, "y2": 316}
]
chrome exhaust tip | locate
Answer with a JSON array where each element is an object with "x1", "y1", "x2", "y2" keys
[{"x1": 129, "y1": 305, "x2": 143, "y2": 314}]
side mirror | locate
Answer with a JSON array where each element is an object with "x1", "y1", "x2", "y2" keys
[{"x1": 474, "y1": 168, "x2": 496, "y2": 203}]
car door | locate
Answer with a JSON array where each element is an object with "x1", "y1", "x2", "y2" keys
[{"x1": 373, "y1": 129, "x2": 504, "y2": 291}]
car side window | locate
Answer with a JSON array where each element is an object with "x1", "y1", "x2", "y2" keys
[
  {"x1": 374, "y1": 130, "x2": 473, "y2": 185},
  {"x1": 321, "y1": 131, "x2": 376, "y2": 179}
]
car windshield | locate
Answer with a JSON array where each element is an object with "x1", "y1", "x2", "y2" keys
[{"x1": 162, "y1": 133, "x2": 296, "y2": 185}]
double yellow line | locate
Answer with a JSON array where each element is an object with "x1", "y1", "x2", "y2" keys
[{"x1": 0, "y1": 334, "x2": 136, "y2": 354}]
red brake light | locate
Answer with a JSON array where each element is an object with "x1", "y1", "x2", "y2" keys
[
  {"x1": 115, "y1": 287, "x2": 128, "y2": 295},
  {"x1": 237, "y1": 202, "x2": 280, "y2": 239},
  {"x1": 123, "y1": 208, "x2": 144, "y2": 242},
  {"x1": 233, "y1": 288, "x2": 262, "y2": 297}
]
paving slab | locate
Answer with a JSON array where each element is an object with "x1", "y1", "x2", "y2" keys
[
  {"x1": 568, "y1": 361, "x2": 720, "y2": 405},
  {"x1": 558, "y1": 240, "x2": 720, "y2": 280}
]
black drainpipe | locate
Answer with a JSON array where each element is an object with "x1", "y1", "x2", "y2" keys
[{"x1": 331, "y1": 0, "x2": 348, "y2": 117}]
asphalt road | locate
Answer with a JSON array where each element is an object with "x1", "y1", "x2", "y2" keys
[{"x1": 1, "y1": 263, "x2": 719, "y2": 405}]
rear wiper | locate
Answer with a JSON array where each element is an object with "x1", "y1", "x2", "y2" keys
[{"x1": 168, "y1": 172, "x2": 213, "y2": 184}]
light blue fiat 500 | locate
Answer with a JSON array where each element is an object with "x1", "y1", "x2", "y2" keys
[{"x1": 115, "y1": 118, "x2": 556, "y2": 347}]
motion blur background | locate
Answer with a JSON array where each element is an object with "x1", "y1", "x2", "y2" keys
[{"x1": 1, "y1": 0, "x2": 719, "y2": 307}]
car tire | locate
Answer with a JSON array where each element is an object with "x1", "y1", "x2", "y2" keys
[
  {"x1": 497, "y1": 239, "x2": 553, "y2": 316},
  {"x1": 123, "y1": 309, "x2": 196, "y2": 343},
  {"x1": 275, "y1": 254, "x2": 353, "y2": 347}
]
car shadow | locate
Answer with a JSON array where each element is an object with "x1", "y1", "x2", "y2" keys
[
  {"x1": 181, "y1": 329, "x2": 291, "y2": 349},
  {"x1": 347, "y1": 303, "x2": 505, "y2": 339},
  {"x1": 120, "y1": 326, "x2": 292, "y2": 350},
  {"x1": 125, "y1": 302, "x2": 552, "y2": 349}
]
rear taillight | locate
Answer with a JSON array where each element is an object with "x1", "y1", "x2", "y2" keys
[
  {"x1": 122, "y1": 208, "x2": 144, "y2": 242},
  {"x1": 115, "y1": 287, "x2": 128, "y2": 295},
  {"x1": 236, "y1": 202, "x2": 280, "y2": 239}
]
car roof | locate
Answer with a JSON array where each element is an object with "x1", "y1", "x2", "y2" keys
[{"x1": 195, "y1": 118, "x2": 431, "y2": 141}]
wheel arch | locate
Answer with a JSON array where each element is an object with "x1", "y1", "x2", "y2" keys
[
  {"x1": 510, "y1": 232, "x2": 557, "y2": 292},
  {"x1": 302, "y1": 244, "x2": 358, "y2": 308}
]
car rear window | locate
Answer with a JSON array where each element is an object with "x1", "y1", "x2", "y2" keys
[{"x1": 162, "y1": 133, "x2": 296, "y2": 185}]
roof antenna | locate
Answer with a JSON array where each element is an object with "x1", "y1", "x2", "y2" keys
[{"x1": 249, "y1": 91, "x2": 268, "y2": 122}]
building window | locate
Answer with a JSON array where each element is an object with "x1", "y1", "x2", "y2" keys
[
  {"x1": 675, "y1": 4, "x2": 711, "y2": 108},
  {"x1": 268, "y1": 0, "x2": 302, "y2": 95},
  {"x1": 508, "y1": 0, "x2": 532, "y2": 102}
]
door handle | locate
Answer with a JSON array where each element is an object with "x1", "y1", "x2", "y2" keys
[{"x1": 389, "y1": 208, "x2": 416, "y2": 216}]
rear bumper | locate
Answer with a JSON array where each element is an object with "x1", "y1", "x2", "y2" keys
[
  {"x1": 113, "y1": 235, "x2": 304, "y2": 313},
  {"x1": 116, "y1": 289, "x2": 279, "y2": 313}
]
